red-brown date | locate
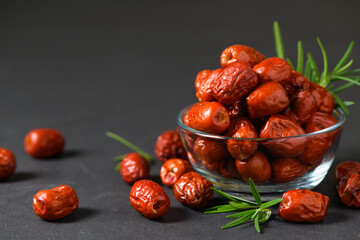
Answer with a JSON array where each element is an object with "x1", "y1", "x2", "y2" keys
[
  {"x1": 220, "y1": 158, "x2": 240, "y2": 179},
  {"x1": 220, "y1": 44, "x2": 265, "y2": 68},
  {"x1": 246, "y1": 82, "x2": 290, "y2": 119},
  {"x1": 278, "y1": 189, "x2": 330, "y2": 223},
  {"x1": 160, "y1": 158, "x2": 193, "y2": 187},
  {"x1": 195, "y1": 69, "x2": 213, "y2": 95},
  {"x1": 235, "y1": 151, "x2": 271, "y2": 184},
  {"x1": 211, "y1": 61, "x2": 258, "y2": 105},
  {"x1": 196, "y1": 69, "x2": 223, "y2": 102},
  {"x1": 33, "y1": 185, "x2": 79, "y2": 220},
  {"x1": 185, "y1": 102, "x2": 230, "y2": 134},
  {"x1": 271, "y1": 158, "x2": 307, "y2": 183},
  {"x1": 0, "y1": 148, "x2": 16, "y2": 179},
  {"x1": 337, "y1": 171, "x2": 360, "y2": 208},
  {"x1": 155, "y1": 130, "x2": 187, "y2": 163},
  {"x1": 193, "y1": 137, "x2": 226, "y2": 171},
  {"x1": 24, "y1": 128, "x2": 65, "y2": 158},
  {"x1": 304, "y1": 112, "x2": 338, "y2": 133},
  {"x1": 335, "y1": 161, "x2": 360, "y2": 183},
  {"x1": 291, "y1": 90, "x2": 317, "y2": 124},
  {"x1": 173, "y1": 171, "x2": 213, "y2": 209},
  {"x1": 309, "y1": 81, "x2": 334, "y2": 114},
  {"x1": 120, "y1": 152, "x2": 150, "y2": 184},
  {"x1": 129, "y1": 180, "x2": 170, "y2": 219},
  {"x1": 253, "y1": 57, "x2": 293, "y2": 86}
]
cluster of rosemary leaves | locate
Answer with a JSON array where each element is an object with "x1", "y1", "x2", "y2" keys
[
  {"x1": 106, "y1": 131, "x2": 153, "y2": 170},
  {"x1": 273, "y1": 21, "x2": 360, "y2": 114},
  {"x1": 205, "y1": 179, "x2": 283, "y2": 233}
]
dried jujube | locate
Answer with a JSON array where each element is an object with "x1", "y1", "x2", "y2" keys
[
  {"x1": 155, "y1": 130, "x2": 187, "y2": 163},
  {"x1": 160, "y1": 158, "x2": 193, "y2": 187}
]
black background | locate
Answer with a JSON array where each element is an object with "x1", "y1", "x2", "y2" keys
[{"x1": 0, "y1": 1, "x2": 359, "y2": 239}]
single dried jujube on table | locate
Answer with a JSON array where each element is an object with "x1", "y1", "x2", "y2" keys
[
  {"x1": 120, "y1": 152, "x2": 150, "y2": 184},
  {"x1": 335, "y1": 161, "x2": 360, "y2": 183},
  {"x1": 160, "y1": 158, "x2": 193, "y2": 187},
  {"x1": 0, "y1": 148, "x2": 16, "y2": 179},
  {"x1": 337, "y1": 170, "x2": 360, "y2": 208},
  {"x1": 155, "y1": 130, "x2": 187, "y2": 163}
]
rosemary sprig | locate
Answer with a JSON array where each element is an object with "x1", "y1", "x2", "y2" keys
[
  {"x1": 272, "y1": 21, "x2": 360, "y2": 114},
  {"x1": 106, "y1": 131, "x2": 153, "y2": 170},
  {"x1": 204, "y1": 178, "x2": 283, "y2": 233}
]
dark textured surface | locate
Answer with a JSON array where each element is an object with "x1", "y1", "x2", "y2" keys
[{"x1": 0, "y1": 1, "x2": 360, "y2": 239}]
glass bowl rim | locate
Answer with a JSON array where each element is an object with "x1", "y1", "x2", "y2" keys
[{"x1": 176, "y1": 104, "x2": 346, "y2": 141}]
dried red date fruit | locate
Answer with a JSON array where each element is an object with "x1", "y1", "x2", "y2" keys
[
  {"x1": 335, "y1": 161, "x2": 360, "y2": 183},
  {"x1": 337, "y1": 171, "x2": 360, "y2": 208},
  {"x1": 196, "y1": 69, "x2": 223, "y2": 102},
  {"x1": 220, "y1": 158, "x2": 240, "y2": 179},
  {"x1": 195, "y1": 69, "x2": 213, "y2": 97},
  {"x1": 304, "y1": 112, "x2": 338, "y2": 133},
  {"x1": 284, "y1": 71, "x2": 310, "y2": 97},
  {"x1": 33, "y1": 185, "x2": 79, "y2": 220},
  {"x1": 298, "y1": 134, "x2": 329, "y2": 165},
  {"x1": 220, "y1": 44, "x2": 265, "y2": 68},
  {"x1": 227, "y1": 99, "x2": 247, "y2": 119},
  {"x1": 309, "y1": 81, "x2": 335, "y2": 114},
  {"x1": 226, "y1": 117, "x2": 258, "y2": 160},
  {"x1": 246, "y1": 82, "x2": 290, "y2": 119},
  {"x1": 211, "y1": 61, "x2": 258, "y2": 105},
  {"x1": 155, "y1": 130, "x2": 187, "y2": 163},
  {"x1": 235, "y1": 151, "x2": 271, "y2": 184},
  {"x1": 129, "y1": 180, "x2": 170, "y2": 219},
  {"x1": 278, "y1": 189, "x2": 330, "y2": 223},
  {"x1": 173, "y1": 171, "x2": 213, "y2": 209},
  {"x1": 283, "y1": 107, "x2": 301, "y2": 125},
  {"x1": 193, "y1": 137, "x2": 226, "y2": 171},
  {"x1": 186, "y1": 102, "x2": 230, "y2": 134},
  {"x1": 260, "y1": 115, "x2": 306, "y2": 157},
  {"x1": 0, "y1": 148, "x2": 16, "y2": 179},
  {"x1": 24, "y1": 128, "x2": 65, "y2": 158},
  {"x1": 291, "y1": 90, "x2": 317, "y2": 124},
  {"x1": 271, "y1": 158, "x2": 307, "y2": 183},
  {"x1": 120, "y1": 152, "x2": 150, "y2": 184},
  {"x1": 160, "y1": 158, "x2": 193, "y2": 187},
  {"x1": 253, "y1": 57, "x2": 293, "y2": 86}
]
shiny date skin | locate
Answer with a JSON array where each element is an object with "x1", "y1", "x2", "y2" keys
[
  {"x1": 129, "y1": 180, "x2": 170, "y2": 219},
  {"x1": 195, "y1": 69, "x2": 213, "y2": 99},
  {"x1": 211, "y1": 61, "x2": 258, "y2": 106},
  {"x1": 335, "y1": 161, "x2": 360, "y2": 183},
  {"x1": 304, "y1": 112, "x2": 338, "y2": 133},
  {"x1": 235, "y1": 151, "x2": 271, "y2": 184},
  {"x1": 309, "y1": 81, "x2": 335, "y2": 114},
  {"x1": 253, "y1": 57, "x2": 293, "y2": 86},
  {"x1": 193, "y1": 137, "x2": 226, "y2": 171},
  {"x1": 260, "y1": 114, "x2": 306, "y2": 157},
  {"x1": 271, "y1": 158, "x2": 307, "y2": 183},
  {"x1": 160, "y1": 158, "x2": 193, "y2": 187},
  {"x1": 278, "y1": 189, "x2": 330, "y2": 223},
  {"x1": 0, "y1": 148, "x2": 16, "y2": 179},
  {"x1": 185, "y1": 102, "x2": 230, "y2": 134},
  {"x1": 226, "y1": 117, "x2": 258, "y2": 160},
  {"x1": 220, "y1": 44, "x2": 265, "y2": 68},
  {"x1": 173, "y1": 171, "x2": 213, "y2": 209},
  {"x1": 120, "y1": 152, "x2": 150, "y2": 184},
  {"x1": 246, "y1": 82, "x2": 290, "y2": 119},
  {"x1": 227, "y1": 98, "x2": 247, "y2": 119},
  {"x1": 33, "y1": 185, "x2": 79, "y2": 220},
  {"x1": 292, "y1": 90, "x2": 317, "y2": 124},
  {"x1": 24, "y1": 128, "x2": 65, "y2": 158},
  {"x1": 196, "y1": 69, "x2": 223, "y2": 102},
  {"x1": 155, "y1": 130, "x2": 187, "y2": 163},
  {"x1": 337, "y1": 171, "x2": 360, "y2": 208}
]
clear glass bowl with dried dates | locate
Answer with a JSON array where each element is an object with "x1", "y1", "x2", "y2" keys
[{"x1": 176, "y1": 22, "x2": 358, "y2": 193}]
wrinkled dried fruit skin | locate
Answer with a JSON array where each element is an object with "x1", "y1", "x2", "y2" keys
[
  {"x1": 0, "y1": 148, "x2": 16, "y2": 179},
  {"x1": 260, "y1": 115, "x2": 306, "y2": 157},
  {"x1": 271, "y1": 158, "x2": 307, "y2": 183},
  {"x1": 130, "y1": 180, "x2": 170, "y2": 219},
  {"x1": 227, "y1": 99, "x2": 247, "y2": 119},
  {"x1": 195, "y1": 69, "x2": 213, "y2": 95},
  {"x1": 120, "y1": 152, "x2": 150, "y2": 184},
  {"x1": 337, "y1": 171, "x2": 360, "y2": 208},
  {"x1": 33, "y1": 185, "x2": 79, "y2": 220},
  {"x1": 226, "y1": 117, "x2": 258, "y2": 160},
  {"x1": 335, "y1": 161, "x2": 360, "y2": 183},
  {"x1": 298, "y1": 134, "x2": 329, "y2": 165},
  {"x1": 160, "y1": 158, "x2": 193, "y2": 187},
  {"x1": 309, "y1": 81, "x2": 334, "y2": 114},
  {"x1": 220, "y1": 158, "x2": 241, "y2": 179},
  {"x1": 196, "y1": 69, "x2": 222, "y2": 102},
  {"x1": 24, "y1": 128, "x2": 65, "y2": 158},
  {"x1": 253, "y1": 57, "x2": 293, "y2": 86},
  {"x1": 247, "y1": 82, "x2": 290, "y2": 119},
  {"x1": 186, "y1": 102, "x2": 230, "y2": 134},
  {"x1": 211, "y1": 61, "x2": 258, "y2": 105},
  {"x1": 173, "y1": 171, "x2": 213, "y2": 209},
  {"x1": 285, "y1": 71, "x2": 310, "y2": 97},
  {"x1": 283, "y1": 107, "x2": 301, "y2": 125},
  {"x1": 220, "y1": 44, "x2": 265, "y2": 68},
  {"x1": 235, "y1": 151, "x2": 271, "y2": 184},
  {"x1": 193, "y1": 137, "x2": 226, "y2": 171},
  {"x1": 155, "y1": 130, "x2": 187, "y2": 163},
  {"x1": 292, "y1": 90, "x2": 317, "y2": 124},
  {"x1": 278, "y1": 189, "x2": 330, "y2": 223},
  {"x1": 304, "y1": 112, "x2": 338, "y2": 133}
]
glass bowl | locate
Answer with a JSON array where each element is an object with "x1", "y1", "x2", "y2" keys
[{"x1": 177, "y1": 104, "x2": 345, "y2": 193}]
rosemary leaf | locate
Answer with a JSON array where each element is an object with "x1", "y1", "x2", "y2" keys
[
  {"x1": 226, "y1": 209, "x2": 258, "y2": 219},
  {"x1": 229, "y1": 201, "x2": 259, "y2": 210},
  {"x1": 333, "y1": 41, "x2": 354, "y2": 73},
  {"x1": 343, "y1": 68, "x2": 360, "y2": 76},
  {"x1": 254, "y1": 213, "x2": 261, "y2": 233},
  {"x1": 211, "y1": 188, "x2": 257, "y2": 205},
  {"x1": 304, "y1": 59, "x2": 311, "y2": 79},
  {"x1": 273, "y1": 21, "x2": 285, "y2": 59},
  {"x1": 249, "y1": 179, "x2": 262, "y2": 205},
  {"x1": 335, "y1": 101, "x2": 355, "y2": 108},
  {"x1": 316, "y1": 38, "x2": 328, "y2": 86},
  {"x1": 113, "y1": 154, "x2": 126, "y2": 162},
  {"x1": 334, "y1": 60, "x2": 354, "y2": 75},
  {"x1": 330, "y1": 91, "x2": 349, "y2": 115},
  {"x1": 221, "y1": 212, "x2": 253, "y2": 229},
  {"x1": 204, "y1": 205, "x2": 240, "y2": 214},
  {"x1": 259, "y1": 210, "x2": 272, "y2": 224},
  {"x1": 115, "y1": 162, "x2": 120, "y2": 171},
  {"x1": 297, "y1": 41, "x2": 304, "y2": 74},
  {"x1": 331, "y1": 76, "x2": 360, "y2": 87},
  {"x1": 307, "y1": 52, "x2": 320, "y2": 83},
  {"x1": 259, "y1": 198, "x2": 284, "y2": 210},
  {"x1": 251, "y1": 209, "x2": 260, "y2": 220}
]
